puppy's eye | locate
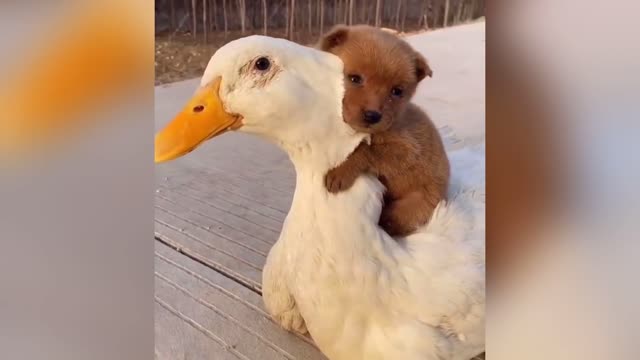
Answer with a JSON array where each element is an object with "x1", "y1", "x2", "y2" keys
[
  {"x1": 391, "y1": 87, "x2": 404, "y2": 97},
  {"x1": 348, "y1": 74, "x2": 363, "y2": 85},
  {"x1": 255, "y1": 57, "x2": 271, "y2": 71}
]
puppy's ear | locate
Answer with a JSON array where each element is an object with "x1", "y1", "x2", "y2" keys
[
  {"x1": 414, "y1": 53, "x2": 433, "y2": 82},
  {"x1": 318, "y1": 25, "x2": 349, "y2": 51}
]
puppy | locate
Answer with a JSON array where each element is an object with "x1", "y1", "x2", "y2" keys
[{"x1": 317, "y1": 25, "x2": 450, "y2": 237}]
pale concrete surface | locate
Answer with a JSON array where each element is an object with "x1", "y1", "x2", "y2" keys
[{"x1": 408, "y1": 22, "x2": 485, "y2": 146}]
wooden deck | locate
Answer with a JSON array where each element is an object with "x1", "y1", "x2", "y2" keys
[
  {"x1": 154, "y1": 22, "x2": 485, "y2": 360},
  {"x1": 153, "y1": 121, "x2": 467, "y2": 360}
]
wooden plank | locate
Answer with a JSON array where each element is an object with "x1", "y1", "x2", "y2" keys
[
  {"x1": 160, "y1": 166, "x2": 294, "y2": 214},
  {"x1": 156, "y1": 277, "x2": 288, "y2": 360},
  {"x1": 154, "y1": 197, "x2": 271, "y2": 288},
  {"x1": 156, "y1": 240, "x2": 264, "y2": 308},
  {"x1": 156, "y1": 195, "x2": 272, "y2": 256},
  {"x1": 152, "y1": 130, "x2": 293, "y2": 298},
  {"x1": 166, "y1": 131, "x2": 295, "y2": 194},
  {"x1": 155, "y1": 242, "x2": 326, "y2": 360},
  {"x1": 153, "y1": 129, "x2": 294, "y2": 300},
  {"x1": 182, "y1": 160, "x2": 294, "y2": 197},
  {"x1": 155, "y1": 300, "x2": 244, "y2": 360},
  {"x1": 157, "y1": 187, "x2": 282, "y2": 238},
  {"x1": 165, "y1": 181, "x2": 286, "y2": 229},
  {"x1": 189, "y1": 156, "x2": 295, "y2": 195},
  {"x1": 155, "y1": 220, "x2": 263, "y2": 289},
  {"x1": 156, "y1": 173, "x2": 290, "y2": 242},
  {"x1": 154, "y1": 208, "x2": 265, "y2": 270},
  {"x1": 172, "y1": 180, "x2": 286, "y2": 222}
]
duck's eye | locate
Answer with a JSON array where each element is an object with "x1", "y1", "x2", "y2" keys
[
  {"x1": 391, "y1": 87, "x2": 404, "y2": 97},
  {"x1": 349, "y1": 74, "x2": 363, "y2": 85},
  {"x1": 255, "y1": 57, "x2": 271, "y2": 71}
]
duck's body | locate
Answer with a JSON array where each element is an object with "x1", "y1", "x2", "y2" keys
[
  {"x1": 154, "y1": 35, "x2": 485, "y2": 360},
  {"x1": 264, "y1": 132, "x2": 485, "y2": 360}
]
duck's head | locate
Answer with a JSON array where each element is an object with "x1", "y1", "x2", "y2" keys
[{"x1": 155, "y1": 35, "x2": 361, "y2": 165}]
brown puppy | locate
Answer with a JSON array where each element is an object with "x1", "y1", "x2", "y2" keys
[{"x1": 317, "y1": 25, "x2": 450, "y2": 237}]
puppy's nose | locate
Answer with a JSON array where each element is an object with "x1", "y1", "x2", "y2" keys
[{"x1": 363, "y1": 110, "x2": 382, "y2": 124}]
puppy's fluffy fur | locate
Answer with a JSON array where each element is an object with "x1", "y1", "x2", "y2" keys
[{"x1": 317, "y1": 25, "x2": 450, "y2": 236}]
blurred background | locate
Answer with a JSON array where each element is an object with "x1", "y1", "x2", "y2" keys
[
  {"x1": 154, "y1": 0, "x2": 485, "y2": 83},
  {"x1": 0, "y1": 2, "x2": 154, "y2": 360}
]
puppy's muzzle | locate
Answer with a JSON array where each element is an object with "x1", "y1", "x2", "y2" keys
[{"x1": 363, "y1": 110, "x2": 382, "y2": 124}]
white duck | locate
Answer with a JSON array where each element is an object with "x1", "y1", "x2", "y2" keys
[{"x1": 154, "y1": 36, "x2": 485, "y2": 360}]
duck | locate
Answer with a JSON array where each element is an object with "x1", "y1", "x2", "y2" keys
[{"x1": 154, "y1": 35, "x2": 485, "y2": 360}]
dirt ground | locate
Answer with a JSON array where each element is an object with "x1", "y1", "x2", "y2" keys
[{"x1": 155, "y1": 29, "x2": 321, "y2": 85}]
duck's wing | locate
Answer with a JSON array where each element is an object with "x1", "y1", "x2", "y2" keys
[
  {"x1": 448, "y1": 142, "x2": 486, "y2": 198},
  {"x1": 399, "y1": 142, "x2": 486, "y2": 353}
]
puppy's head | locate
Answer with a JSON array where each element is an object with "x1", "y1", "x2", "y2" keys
[{"x1": 318, "y1": 25, "x2": 432, "y2": 133}]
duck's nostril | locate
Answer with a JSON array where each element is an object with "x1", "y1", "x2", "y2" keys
[
  {"x1": 193, "y1": 105, "x2": 205, "y2": 113},
  {"x1": 363, "y1": 110, "x2": 382, "y2": 124}
]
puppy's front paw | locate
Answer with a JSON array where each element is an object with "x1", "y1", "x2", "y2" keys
[
  {"x1": 325, "y1": 167, "x2": 357, "y2": 193},
  {"x1": 379, "y1": 216, "x2": 395, "y2": 236},
  {"x1": 379, "y1": 207, "x2": 405, "y2": 237}
]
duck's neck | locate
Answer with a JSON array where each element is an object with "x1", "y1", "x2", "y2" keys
[
  {"x1": 278, "y1": 115, "x2": 368, "y2": 197},
  {"x1": 278, "y1": 126, "x2": 400, "y2": 263},
  {"x1": 286, "y1": 129, "x2": 366, "y2": 173}
]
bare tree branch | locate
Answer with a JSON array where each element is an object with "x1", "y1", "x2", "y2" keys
[
  {"x1": 349, "y1": 0, "x2": 354, "y2": 25},
  {"x1": 212, "y1": 0, "x2": 218, "y2": 31},
  {"x1": 320, "y1": 0, "x2": 324, "y2": 34},
  {"x1": 262, "y1": 0, "x2": 268, "y2": 34},
  {"x1": 203, "y1": 0, "x2": 208, "y2": 42},
  {"x1": 308, "y1": 0, "x2": 312, "y2": 34},
  {"x1": 285, "y1": 0, "x2": 289, "y2": 38},
  {"x1": 170, "y1": 0, "x2": 176, "y2": 29},
  {"x1": 289, "y1": 0, "x2": 296, "y2": 40},
  {"x1": 222, "y1": 0, "x2": 228, "y2": 37},
  {"x1": 191, "y1": 0, "x2": 197, "y2": 37},
  {"x1": 444, "y1": 0, "x2": 450, "y2": 27}
]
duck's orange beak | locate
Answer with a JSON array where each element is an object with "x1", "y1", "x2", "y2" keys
[{"x1": 154, "y1": 77, "x2": 242, "y2": 163}]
